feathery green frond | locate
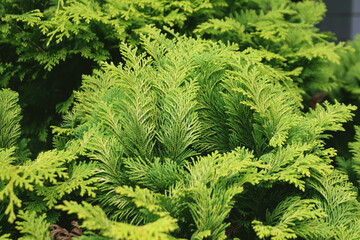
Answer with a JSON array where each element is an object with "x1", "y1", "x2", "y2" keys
[
  {"x1": 15, "y1": 210, "x2": 50, "y2": 240},
  {"x1": 306, "y1": 101, "x2": 356, "y2": 139},
  {"x1": 125, "y1": 157, "x2": 185, "y2": 192},
  {"x1": 308, "y1": 171, "x2": 360, "y2": 239},
  {"x1": 36, "y1": 161, "x2": 98, "y2": 208},
  {"x1": 116, "y1": 185, "x2": 170, "y2": 220},
  {"x1": 0, "y1": 89, "x2": 22, "y2": 150},
  {"x1": 227, "y1": 64, "x2": 299, "y2": 150},
  {"x1": 181, "y1": 147, "x2": 265, "y2": 240},
  {"x1": 194, "y1": 0, "x2": 344, "y2": 95},
  {"x1": 155, "y1": 58, "x2": 201, "y2": 165},
  {"x1": 57, "y1": 200, "x2": 179, "y2": 240},
  {"x1": 252, "y1": 196, "x2": 329, "y2": 240},
  {"x1": 260, "y1": 143, "x2": 331, "y2": 191},
  {"x1": 0, "y1": 149, "x2": 75, "y2": 222}
]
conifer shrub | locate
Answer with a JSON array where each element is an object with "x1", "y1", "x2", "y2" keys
[
  {"x1": 1, "y1": 0, "x2": 360, "y2": 239},
  {"x1": 0, "y1": 0, "x2": 224, "y2": 152},
  {"x1": 0, "y1": 0, "x2": 346, "y2": 152},
  {"x1": 1, "y1": 28, "x2": 360, "y2": 239},
  {"x1": 194, "y1": 0, "x2": 346, "y2": 101}
]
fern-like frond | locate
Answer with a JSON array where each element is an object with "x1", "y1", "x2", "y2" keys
[
  {"x1": 86, "y1": 130, "x2": 125, "y2": 185},
  {"x1": 155, "y1": 62, "x2": 200, "y2": 165},
  {"x1": 180, "y1": 147, "x2": 265, "y2": 240},
  {"x1": 116, "y1": 185, "x2": 169, "y2": 219},
  {"x1": 0, "y1": 149, "x2": 75, "y2": 222},
  {"x1": 0, "y1": 89, "x2": 22, "y2": 150},
  {"x1": 189, "y1": 41, "x2": 237, "y2": 153},
  {"x1": 252, "y1": 196, "x2": 330, "y2": 240},
  {"x1": 36, "y1": 161, "x2": 98, "y2": 208},
  {"x1": 288, "y1": 42, "x2": 344, "y2": 64},
  {"x1": 308, "y1": 171, "x2": 360, "y2": 239},
  {"x1": 228, "y1": 64, "x2": 299, "y2": 150},
  {"x1": 194, "y1": 17, "x2": 246, "y2": 42},
  {"x1": 306, "y1": 101, "x2": 356, "y2": 139},
  {"x1": 97, "y1": 47, "x2": 157, "y2": 160},
  {"x1": 260, "y1": 143, "x2": 332, "y2": 191},
  {"x1": 125, "y1": 157, "x2": 185, "y2": 192},
  {"x1": 57, "y1": 200, "x2": 179, "y2": 240},
  {"x1": 3, "y1": 9, "x2": 43, "y2": 27},
  {"x1": 15, "y1": 210, "x2": 50, "y2": 240},
  {"x1": 292, "y1": 1, "x2": 326, "y2": 25}
]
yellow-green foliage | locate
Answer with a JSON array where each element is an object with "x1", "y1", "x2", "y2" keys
[
  {"x1": 58, "y1": 200, "x2": 179, "y2": 240},
  {"x1": 194, "y1": 0, "x2": 345, "y2": 96},
  {"x1": 0, "y1": 89, "x2": 21, "y2": 150},
  {"x1": 332, "y1": 35, "x2": 360, "y2": 100},
  {"x1": 1, "y1": 1, "x2": 360, "y2": 239},
  {"x1": 48, "y1": 32, "x2": 358, "y2": 239},
  {"x1": 0, "y1": 88, "x2": 98, "y2": 236}
]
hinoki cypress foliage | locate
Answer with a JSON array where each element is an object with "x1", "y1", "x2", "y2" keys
[
  {"x1": 1, "y1": 0, "x2": 360, "y2": 239},
  {"x1": 0, "y1": 0, "x2": 346, "y2": 150}
]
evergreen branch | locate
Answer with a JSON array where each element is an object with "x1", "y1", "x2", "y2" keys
[
  {"x1": 229, "y1": 64, "x2": 299, "y2": 149},
  {"x1": 156, "y1": 70, "x2": 200, "y2": 165},
  {"x1": 260, "y1": 143, "x2": 332, "y2": 191},
  {"x1": 0, "y1": 89, "x2": 22, "y2": 150},
  {"x1": 15, "y1": 210, "x2": 50, "y2": 240},
  {"x1": 252, "y1": 196, "x2": 330, "y2": 240},
  {"x1": 57, "y1": 200, "x2": 179, "y2": 240},
  {"x1": 36, "y1": 161, "x2": 98, "y2": 208},
  {"x1": 2, "y1": 14, "x2": 46, "y2": 53},
  {"x1": 181, "y1": 147, "x2": 265, "y2": 240},
  {"x1": 306, "y1": 101, "x2": 356, "y2": 139},
  {"x1": 308, "y1": 171, "x2": 360, "y2": 233},
  {"x1": 125, "y1": 157, "x2": 185, "y2": 192},
  {"x1": 0, "y1": 149, "x2": 76, "y2": 222}
]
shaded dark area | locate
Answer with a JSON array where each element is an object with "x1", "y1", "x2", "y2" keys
[{"x1": 8, "y1": 55, "x2": 95, "y2": 156}]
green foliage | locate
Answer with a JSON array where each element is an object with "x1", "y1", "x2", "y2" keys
[
  {"x1": 308, "y1": 171, "x2": 360, "y2": 239},
  {"x1": 0, "y1": 89, "x2": 22, "y2": 150},
  {"x1": 337, "y1": 125, "x2": 360, "y2": 191},
  {"x1": 327, "y1": 35, "x2": 360, "y2": 158},
  {"x1": 35, "y1": 161, "x2": 98, "y2": 208},
  {"x1": 0, "y1": 147, "x2": 78, "y2": 222},
  {"x1": 0, "y1": 85, "x2": 97, "y2": 237},
  {"x1": 1, "y1": 1, "x2": 360, "y2": 239},
  {"x1": 0, "y1": 0, "x2": 224, "y2": 143},
  {"x1": 57, "y1": 200, "x2": 178, "y2": 240},
  {"x1": 194, "y1": 0, "x2": 345, "y2": 97},
  {"x1": 0, "y1": 0, "x2": 346, "y2": 154},
  {"x1": 49, "y1": 33, "x2": 357, "y2": 239},
  {"x1": 180, "y1": 148, "x2": 264, "y2": 240},
  {"x1": 15, "y1": 210, "x2": 50, "y2": 240},
  {"x1": 252, "y1": 196, "x2": 330, "y2": 240},
  {"x1": 332, "y1": 35, "x2": 360, "y2": 101}
]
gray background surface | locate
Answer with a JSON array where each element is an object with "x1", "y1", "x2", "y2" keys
[{"x1": 319, "y1": 0, "x2": 360, "y2": 41}]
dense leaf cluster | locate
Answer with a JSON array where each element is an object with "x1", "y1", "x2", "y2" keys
[{"x1": 1, "y1": 0, "x2": 360, "y2": 239}]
